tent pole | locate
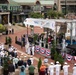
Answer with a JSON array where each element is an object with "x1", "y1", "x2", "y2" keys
[
  {"x1": 55, "y1": 24, "x2": 57, "y2": 47},
  {"x1": 70, "y1": 22, "x2": 73, "y2": 45},
  {"x1": 27, "y1": 24, "x2": 28, "y2": 37}
]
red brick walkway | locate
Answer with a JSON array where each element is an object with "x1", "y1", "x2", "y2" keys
[{"x1": 0, "y1": 25, "x2": 75, "y2": 75}]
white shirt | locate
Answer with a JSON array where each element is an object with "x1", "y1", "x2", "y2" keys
[
  {"x1": 55, "y1": 64, "x2": 61, "y2": 71},
  {"x1": 30, "y1": 57, "x2": 34, "y2": 64},
  {"x1": 73, "y1": 66, "x2": 76, "y2": 75},
  {"x1": 13, "y1": 57, "x2": 19, "y2": 64},
  {"x1": 63, "y1": 65, "x2": 70, "y2": 72},
  {"x1": 48, "y1": 65, "x2": 55, "y2": 73}
]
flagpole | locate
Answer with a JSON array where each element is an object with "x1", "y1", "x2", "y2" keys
[
  {"x1": 27, "y1": 24, "x2": 28, "y2": 37},
  {"x1": 55, "y1": 23, "x2": 57, "y2": 47}
]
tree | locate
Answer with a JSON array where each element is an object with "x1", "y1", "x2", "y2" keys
[
  {"x1": 37, "y1": 57, "x2": 42, "y2": 72},
  {"x1": 3, "y1": 56, "x2": 9, "y2": 75},
  {"x1": 0, "y1": 24, "x2": 6, "y2": 33},
  {"x1": 47, "y1": 10, "x2": 64, "y2": 19},
  {"x1": 51, "y1": 40, "x2": 56, "y2": 59},
  {"x1": 29, "y1": 12, "x2": 44, "y2": 18}
]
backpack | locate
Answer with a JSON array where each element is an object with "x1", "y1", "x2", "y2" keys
[{"x1": 21, "y1": 66, "x2": 25, "y2": 72}]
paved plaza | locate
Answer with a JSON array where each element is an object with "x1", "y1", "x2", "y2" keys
[{"x1": 0, "y1": 24, "x2": 75, "y2": 75}]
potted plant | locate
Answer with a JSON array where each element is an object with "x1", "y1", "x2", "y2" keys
[
  {"x1": 57, "y1": 54, "x2": 64, "y2": 70},
  {"x1": 54, "y1": 51, "x2": 64, "y2": 70},
  {"x1": 37, "y1": 57, "x2": 42, "y2": 72},
  {"x1": 3, "y1": 56, "x2": 9, "y2": 75},
  {"x1": 15, "y1": 36, "x2": 17, "y2": 43},
  {"x1": 51, "y1": 41, "x2": 56, "y2": 59},
  {"x1": 8, "y1": 37, "x2": 12, "y2": 45}
]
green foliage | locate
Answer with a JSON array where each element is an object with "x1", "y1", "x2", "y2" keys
[
  {"x1": 5, "y1": 36, "x2": 8, "y2": 44},
  {"x1": 47, "y1": 10, "x2": 58, "y2": 18},
  {"x1": 51, "y1": 40, "x2": 64, "y2": 65},
  {"x1": 8, "y1": 37, "x2": 12, "y2": 45},
  {"x1": 57, "y1": 12, "x2": 64, "y2": 18},
  {"x1": 51, "y1": 40, "x2": 56, "y2": 59},
  {"x1": 58, "y1": 54, "x2": 64, "y2": 65},
  {"x1": 15, "y1": 36, "x2": 17, "y2": 43},
  {"x1": 0, "y1": 24, "x2": 6, "y2": 33},
  {"x1": 5, "y1": 36, "x2": 12, "y2": 45},
  {"x1": 47, "y1": 10, "x2": 64, "y2": 19},
  {"x1": 3, "y1": 56, "x2": 9, "y2": 70},
  {"x1": 29, "y1": 12, "x2": 43, "y2": 18},
  {"x1": 33, "y1": 34, "x2": 38, "y2": 44},
  {"x1": 37, "y1": 58, "x2": 42, "y2": 72}
]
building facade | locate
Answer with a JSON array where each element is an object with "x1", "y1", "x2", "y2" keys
[
  {"x1": 55, "y1": 0, "x2": 76, "y2": 14},
  {"x1": 0, "y1": 0, "x2": 54, "y2": 24}
]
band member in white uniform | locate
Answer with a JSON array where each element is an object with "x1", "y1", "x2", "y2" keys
[
  {"x1": 63, "y1": 62, "x2": 70, "y2": 75},
  {"x1": 72, "y1": 63, "x2": 76, "y2": 75},
  {"x1": 48, "y1": 62, "x2": 55, "y2": 75},
  {"x1": 55, "y1": 61, "x2": 61, "y2": 75}
]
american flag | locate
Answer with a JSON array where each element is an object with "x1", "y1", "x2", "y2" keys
[{"x1": 45, "y1": 49, "x2": 51, "y2": 56}]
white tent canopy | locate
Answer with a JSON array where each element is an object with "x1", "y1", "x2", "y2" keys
[{"x1": 23, "y1": 18, "x2": 76, "y2": 37}]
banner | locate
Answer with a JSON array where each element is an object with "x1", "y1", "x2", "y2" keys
[
  {"x1": 40, "y1": 47, "x2": 45, "y2": 54},
  {"x1": 45, "y1": 49, "x2": 51, "y2": 56},
  {"x1": 66, "y1": 54, "x2": 73, "y2": 61},
  {"x1": 35, "y1": 45, "x2": 40, "y2": 52},
  {"x1": 74, "y1": 56, "x2": 76, "y2": 61},
  {"x1": 24, "y1": 18, "x2": 56, "y2": 31},
  {"x1": 35, "y1": 45, "x2": 51, "y2": 57}
]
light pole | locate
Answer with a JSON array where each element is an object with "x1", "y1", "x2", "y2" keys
[{"x1": 70, "y1": 22, "x2": 73, "y2": 45}]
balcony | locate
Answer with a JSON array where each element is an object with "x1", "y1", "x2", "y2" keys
[{"x1": 22, "y1": 9, "x2": 31, "y2": 13}]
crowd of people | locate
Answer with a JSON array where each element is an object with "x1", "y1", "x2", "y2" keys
[
  {"x1": 0, "y1": 42, "x2": 36, "y2": 75},
  {"x1": 39, "y1": 60, "x2": 76, "y2": 75},
  {"x1": 0, "y1": 28, "x2": 76, "y2": 75}
]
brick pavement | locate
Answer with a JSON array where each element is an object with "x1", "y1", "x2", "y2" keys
[{"x1": 0, "y1": 25, "x2": 75, "y2": 75}]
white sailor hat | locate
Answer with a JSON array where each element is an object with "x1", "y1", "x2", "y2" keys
[
  {"x1": 50, "y1": 62, "x2": 54, "y2": 65},
  {"x1": 56, "y1": 61, "x2": 59, "y2": 64},
  {"x1": 64, "y1": 62, "x2": 67, "y2": 65},
  {"x1": 74, "y1": 63, "x2": 76, "y2": 66}
]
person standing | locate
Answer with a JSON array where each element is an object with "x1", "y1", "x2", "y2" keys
[
  {"x1": 48, "y1": 62, "x2": 55, "y2": 75},
  {"x1": 55, "y1": 61, "x2": 61, "y2": 75},
  {"x1": 39, "y1": 63, "x2": 46, "y2": 75},
  {"x1": 12, "y1": 28, "x2": 14, "y2": 34},
  {"x1": 44, "y1": 57, "x2": 48, "y2": 64},
  {"x1": 27, "y1": 45, "x2": 31, "y2": 55},
  {"x1": 28, "y1": 64, "x2": 35, "y2": 75},
  {"x1": 27, "y1": 57, "x2": 31, "y2": 66},
  {"x1": 72, "y1": 63, "x2": 76, "y2": 75},
  {"x1": 20, "y1": 65, "x2": 26, "y2": 75},
  {"x1": 62, "y1": 38, "x2": 66, "y2": 50},
  {"x1": 31, "y1": 44, "x2": 35, "y2": 55},
  {"x1": 30, "y1": 56, "x2": 34, "y2": 65},
  {"x1": 63, "y1": 62, "x2": 70, "y2": 75},
  {"x1": 8, "y1": 61, "x2": 15, "y2": 75}
]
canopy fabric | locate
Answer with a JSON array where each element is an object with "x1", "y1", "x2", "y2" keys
[
  {"x1": 23, "y1": 18, "x2": 56, "y2": 31},
  {"x1": 23, "y1": 18, "x2": 76, "y2": 31},
  {"x1": 23, "y1": 18, "x2": 44, "y2": 27}
]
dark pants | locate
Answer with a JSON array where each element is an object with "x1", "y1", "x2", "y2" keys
[
  {"x1": 29, "y1": 73, "x2": 34, "y2": 75},
  {"x1": 39, "y1": 71, "x2": 45, "y2": 75}
]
